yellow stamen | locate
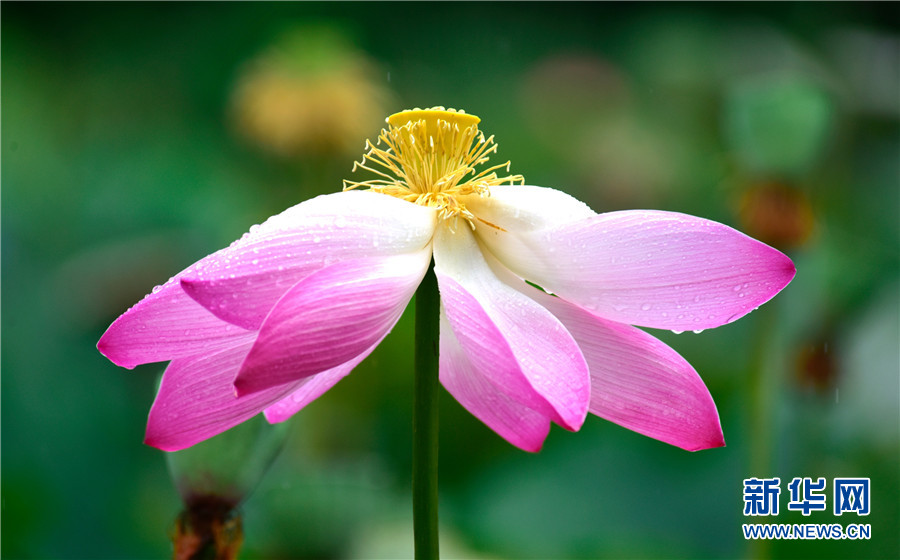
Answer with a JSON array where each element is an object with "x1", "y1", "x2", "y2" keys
[{"x1": 343, "y1": 106, "x2": 524, "y2": 228}]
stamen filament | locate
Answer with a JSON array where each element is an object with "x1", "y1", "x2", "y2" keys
[{"x1": 344, "y1": 106, "x2": 523, "y2": 226}]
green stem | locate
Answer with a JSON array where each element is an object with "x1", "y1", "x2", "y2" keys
[
  {"x1": 746, "y1": 304, "x2": 778, "y2": 560},
  {"x1": 413, "y1": 262, "x2": 440, "y2": 559}
]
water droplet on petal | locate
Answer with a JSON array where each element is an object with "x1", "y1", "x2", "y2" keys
[{"x1": 641, "y1": 303, "x2": 652, "y2": 311}]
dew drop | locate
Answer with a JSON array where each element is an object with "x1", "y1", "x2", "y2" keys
[
  {"x1": 334, "y1": 216, "x2": 347, "y2": 228},
  {"x1": 671, "y1": 330, "x2": 684, "y2": 335},
  {"x1": 692, "y1": 329, "x2": 705, "y2": 334},
  {"x1": 641, "y1": 303, "x2": 652, "y2": 311}
]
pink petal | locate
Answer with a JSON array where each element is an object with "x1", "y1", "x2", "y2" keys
[
  {"x1": 181, "y1": 190, "x2": 436, "y2": 330},
  {"x1": 234, "y1": 251, "x2": 431, "y2": 395},
  {"x1": 97, "y1": 260, "x2": 253, "y2": 369},
  {"x1": 479, "y1": 209, "x2": 795, "y2": 331},
  {"x1": 528, "y1": 286, "x2": 724, "y2": 451},
  {"x1": 144, "y1": 333, "x2": 305, "y2": 451},
  {"x1": 433, "y1": 224, "x2": 590, "y2": 431},
  {"x1": 439, "y1": 312, "x2": 551, "y2": 452},
  {"x1": 262, "y1": 340, "x2": 381, "y2": 423}
]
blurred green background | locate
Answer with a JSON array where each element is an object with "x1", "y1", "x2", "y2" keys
[{"x1": 3, "y1": 3, "x2": 899, "y2": 559}]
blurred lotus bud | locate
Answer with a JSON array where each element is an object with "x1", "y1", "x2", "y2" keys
[
  {"x1": 795, "y1": 336, "x2": 839, "y2": 393},
  {"x1": 167, "y1": 415, "x2": 290, "y2": 559},
  {"x1": 231, "y1": 26, "x2": 390, "y2": 157},
  {"x1": 738, "y1": 180, "x2": 815, "y2": 250},
  {"x1": 172, "y1": 501, "x2": 242, "y2": 560}
]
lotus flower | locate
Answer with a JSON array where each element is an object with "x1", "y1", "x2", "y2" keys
[{"x1": 98, "y1": 107, "x2": 795, "y2": 453}]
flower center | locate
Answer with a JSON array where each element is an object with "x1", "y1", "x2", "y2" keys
[{"x1": 343, "y1": 106, "x2": 523, "y2": 226}]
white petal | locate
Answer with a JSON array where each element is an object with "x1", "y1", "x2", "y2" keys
[
  {"x1": 182, "y1": 190, "x2": 437, "y2": 330},
  {"x1": 433, "y1": 223, "x2": 590, "y2": 431},
  {"x1": 478, "y1": 208, "x2": 795, "y2": 330},
  {"x1": 463, "y1": 184, "x2": 595, "y2": 233}
]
